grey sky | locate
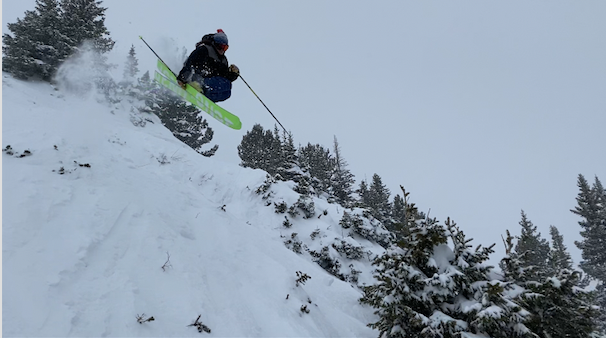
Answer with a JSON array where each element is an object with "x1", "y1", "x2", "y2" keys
[{"x1": 4, "y1": 0, "x2": 606, "y2": 265}]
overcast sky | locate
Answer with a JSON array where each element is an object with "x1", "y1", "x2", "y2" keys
[{"x1": 4, "y1": 0, "x2": 606, "y2": 265}]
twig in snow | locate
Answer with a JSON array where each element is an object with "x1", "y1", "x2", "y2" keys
[
  {"x1": 161, "y1": 252, "x2": 172, "y2": 271},
  {"x1": 136, "y1": 313, "x2": 155, "y2": 324},
  {"x1": 188, "y1": 314, "x2": 211, "y2": 333}
]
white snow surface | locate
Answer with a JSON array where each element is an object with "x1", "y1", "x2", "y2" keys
[{"x1": 2, "y1": 75, "x2": 380, "y2": 337}]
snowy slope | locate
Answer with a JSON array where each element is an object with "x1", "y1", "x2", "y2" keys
[{"x1": 2, "y1": 74, "x2": 380, "y2": 337}]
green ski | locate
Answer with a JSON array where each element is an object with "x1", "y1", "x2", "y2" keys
[{"x1": 155, "y1": 59, "x2": 242, "y2": 130}]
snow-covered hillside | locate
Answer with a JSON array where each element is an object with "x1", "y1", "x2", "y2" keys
[{"x1": 2, "y1": 74, "x2": 384, "y2": 337}]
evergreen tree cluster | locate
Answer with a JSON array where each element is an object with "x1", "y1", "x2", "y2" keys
[
  {"x1": 499, "y1": 211, "x2": 599, "y2": 338},
  {"x1": 239, "y1": 126, "x2": 428, "y2": 253},
  {"x1": 239, "y1": 122, "x2": 605, "y2": 337},
  {"x1": 238, "y1": 125, "x2": 409, "y2": 231},
  {"x1": 361, "y1": 218, "x2": 532, "y2": 338},
  {"x1": 354, "y1": 174, "x2": 602, "y2": 337},
  {"x1": 3, "y1": 0, "x2": 114, "y2": 81},
  {"x1": 239, "y1": 125, "x2": 357, "y2": 207},
  {"x1": 360, "y1": 196, "x2": 602, "y2": 338}
]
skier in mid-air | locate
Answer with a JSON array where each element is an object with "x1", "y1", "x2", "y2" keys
[{"x1": 177, "y1": 29, "x2": 240, "y2": 103}]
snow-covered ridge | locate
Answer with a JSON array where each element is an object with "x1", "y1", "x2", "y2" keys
[{"x1": 2, "y1": 75, "x2": 385, "y2": 337}]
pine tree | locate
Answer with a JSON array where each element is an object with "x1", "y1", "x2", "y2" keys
[
  {"x1": 2, "y1": 0, "x2": 70, "y2": 80},
  {"x1": 572, "y1": 174, "x2": 606, "y2": 334},
  {"x1": 500, "y1": 230, "x2": 529, "y2": 287},
  {"x1": 520, "y1": 263, "x2": 598, "y2": 338},
  {"x1": 60, "y1": 0, "x2": 114, "y2": 54},
  {"x1": 141, "y1": 84, "x2": 218, "y2": 157},
  {"x1": 298, "y1": 143, "x2": 333, "y2": 196},
  {"x1": 356, "y1": 180, "x2": 370, "y2": 208},
  {"x1": 277, "y1": 131, "x2": 301, "y2": 182},
  {"x1": 389, "y1": 187, "x2": 425, "y2": 246},
  {"x1": 129, "y1": 70, "x2": 153, "y2": 101},
  {"x1": 445, "y1": 220, "x2": 529, "y2": 338},
  {"x1": 573, "y1": 174, "x2": 606, "y2": 282},
  {"x1": 270, "y1": 126, "x2": 285, "y2": 179},
  {"x1": 514, "y1": 210, "x2": 550, "y2": 279},
  {"x1": 122, "y1": 45, "x2": 139, "y2": 84},
  {"x1": 3, "y1": 0, "x2": 114, "y2": 82},
  {"x1": 330, "y1": 136, "x2": 355, "y2": 206},
  {"x1": 392, "y1": 194, "x2": 406, "y2": 224},
  {"x1": 501, "y1": 226, "x2": 598, "y2": 338},
  {"x1": 293, "y1": 173, "x2": 315, "y2": 196},
  {"x1": 238, "y1": 126, "x2": 300, "y2": 182},
  {"x1": 366, "y1": 173, "x2": 391, "y2": 222},
  {"x1": 548, "y1": 225, "x2": 572, "y2": 273},
  {"x1": 238, "y1": 124, "x2": 280, "y2": 175},
  {"x1": 117, "y1": 45, "x2": 140, "y2": 99},
  {"x1": 360, "y1": 216, "x2": 531, "y2": 338}
]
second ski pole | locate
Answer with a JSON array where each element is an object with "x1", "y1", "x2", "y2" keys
[{"x1": 238, "y1": 74, "x2": 287, "y2": 133}]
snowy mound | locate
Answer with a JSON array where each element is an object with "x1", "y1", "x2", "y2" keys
[{"x1": 2, "y1": 75, "x2": 380, "y2": 337}]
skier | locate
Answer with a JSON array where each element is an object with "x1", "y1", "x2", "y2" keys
[{"x1": 177, "y1": 29, "x2": 240, "y2": 103}]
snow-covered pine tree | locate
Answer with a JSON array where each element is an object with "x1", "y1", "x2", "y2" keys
[
  {"x1": 131, "y1": 70, "x2": 153, "y2": 101},
  {"x1": 366, "y1": 173, "x2": 392, "y2": 223},
  {"x1": 339, "y1": 211, "x2": 362, "y2": 230},
  {"x1": 392, "y1": 194, "x2": 406, "y2": 225},
  {"x1": 276, "y1": 130, "x2": 301, "y2": 182},
  {"x1": 60, "y1": 0, "x2": 114, "y2": 54},
  {"x1": 360, "y1": 213, "x2": 531, "y2": 338},
  {"x1": 293, "y1": 173, "x2": 315, "y2": 196},
  {"x1": 573, "y1": 175, "x2": 606, "y2": 283},
  {"x1": 270, "y1": 125, "x2": 286, "y2": 179},
  {"x1": 2, "y1": 0, "x2": 71, "y2": 80},
  {"x1": 572, "y1": 174, "x2": 606, "y2": 334},
  {"x1": 520, "y1": 263, "x2": 598, "y2": 338},
  {"x1": 3, "y1": 0, "x2": 113, "y2": 82},
  {"x1": 121, "y1": 45, "x2": 139, "y2": 84},
  {"x1": 360, "y1": 216, "x2": 448, "y2": 338},
  {"x1": 389, "y1": 187, "x2": 425, "y2": 248},
  {"x1": 298, "y1": 143, "x2": 333, "y2": 196},
  {"x1": 118, "y1": 45, "x2": 140, "y2": 99},
  {"x1": 330, "y1": 136, "x2": 355, "y2": 207},
  {"x1": 514, "y1": 210, "x2": 550, "y2": 280},
  {"x1": 548, "y1": 225, "x2": 572, "y2": 273},
  {"x1": 445, "y1": 219, "x2": 530, "y2": 338},
  {"x1": 500, "y1": 229, "x2": 529, "y2": 288},
  {"x1": 141, "y1": 85, "x2": 218, "y2": 157},
  {"x1": 238, "y1": 124, "x2": 280, "y2": 175},
  {"x1": 356, "y1": 180, "x2": 370, "y2": 208},
  {"x1": 501, "y1": 224, "x2": 598, "y2": 337}
]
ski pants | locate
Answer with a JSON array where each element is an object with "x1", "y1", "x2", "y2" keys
[{"x1": 191, "y1": 74, "x2": 232, "y2": 103}]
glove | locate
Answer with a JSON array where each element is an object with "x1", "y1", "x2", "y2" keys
[{"x1": 229, "y1": 64, "x2": 240, "y2": 75}]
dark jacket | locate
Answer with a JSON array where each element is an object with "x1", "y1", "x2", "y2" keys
[{"x1": 177, "y1": 44, "x2": 238, "y2": 83}]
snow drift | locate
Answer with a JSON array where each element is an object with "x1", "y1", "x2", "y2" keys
[{"x1": 2, "y1": 74, "x2": 380, "y2": 337}]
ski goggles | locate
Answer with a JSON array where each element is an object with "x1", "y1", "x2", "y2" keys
[{"x1": 216, "y1": 43, "x2": 229, "y2": 52}]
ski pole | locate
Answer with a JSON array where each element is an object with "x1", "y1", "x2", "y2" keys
[
  {"x1": 139, "y1": 36, "x2": 176, "y2": 77},
  {"x1": 238, "y1": 74, "x2": 287, "y2": 133}
]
